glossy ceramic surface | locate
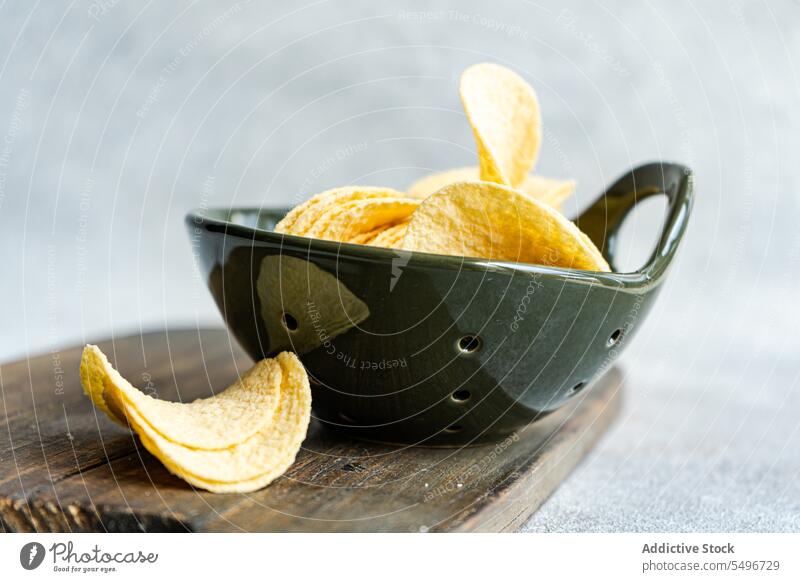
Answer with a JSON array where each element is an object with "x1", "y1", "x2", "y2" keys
[{"x1": 187, "y1": 162, "x2": 693, "y2": 445}]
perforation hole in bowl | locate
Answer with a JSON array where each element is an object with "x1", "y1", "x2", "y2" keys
[
  {"x1": 451, "y1": 390, "x2": 471, "y2": 403},
  {"x1": 281, "y1": 312, "x2": 299, "y2": 332},
  {"x1": 570, "y1": 381, "x2": 586, "y2": 395},
  {"x1": 457, "y1": 335, "x2": 481, "y2": 354},
  {"x1": 607, "y1": 328, "x2": 623, "y2": 347},
  {"x1": 444, "y1": 424, "x2": 464, "y2": 433}
]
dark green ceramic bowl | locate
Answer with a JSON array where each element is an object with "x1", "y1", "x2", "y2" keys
[{"x1": 187, "y1": 162, "x2": 693, "y2": 446}]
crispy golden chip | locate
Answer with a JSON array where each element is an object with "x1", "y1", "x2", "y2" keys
[
  {"x1": 132, "y1": 430, "x2": 290, "y2": 493},
  {"x1": 83, "y1": 347, "x2": 311, "y2": 493},
  {"x1": 80, "y1": 348, "x2": 127, "y2": 426},
  {"x1": 577, "y1": 230, "x2": 609, "y2": 270},
  {"x1": 273, "y1": 63, "x2": 601, "y2": 273},
  {"x1": 348, "y1": 226, "x2": 385, "y2": 245},
  {"x1": 400, "y1": 181, "x2": 609, "y2": 271},
  {"x1": 306, "y1": 197, "x2": 419, "y2": 243},
  {"x1": 115, "y1": 352, "x2": 310, "y2": 491},
  {"x1": 348, "y1": 217, "x2": 410, "y2": 248},
  {"x1": 407, "y1": 166, "x2": 574, "y2": 209},
  {"x1": 460, "y1": 63, "x2": 542, "y2": 187},
  {"x1": 523, "y1": 175, "x2": 576, "y2": 209},
  {"x1": 81, "y1": 345, "x2": 282, "y2": 450},
  {"x1": 369, "y1": 220, "x2": 408, "y2": 249},
  {"x1": 275, "y1": 187, "x2": 406, "y2": 237}
]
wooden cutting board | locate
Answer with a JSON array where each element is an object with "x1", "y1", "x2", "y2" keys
[{"x1": 0, "y1": 328, "x2": 621, "y2": 532}]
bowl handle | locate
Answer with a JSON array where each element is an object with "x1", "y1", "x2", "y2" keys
[{"x1": 574, "y1": 162, "x2": 694, "y2": 278}]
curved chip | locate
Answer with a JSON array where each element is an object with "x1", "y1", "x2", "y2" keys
[
  {"x1": 460, "y1": 63, "x2": 542, "y2": 187},
  {"x1": 81, "y1": 345, "x2": 282, "y2": 450},
  {"x1": 400, "y1": 181, "x2": 609, "y2": 271},
  {"x1": 275, "y1": 187, "x2": 406, "y2": 237},
  {"x1": 306, "y1": 197, "x2": 419, "y2": 243},
  {"x1": 522, "y1": 175, "x2": 576, "y2": 209},
  {"x1": 348, "y1": 218, "x2": 410, "y2": 248},
  {"x1": 80, "y1": 348, "x2": 127, "y2": 426},
  {"x1": 110, "y1": 352, "x2": 311, "y2": 492},
  {"x1": 408, "y1": 166, "x2": 574, "y2": 209},
  {"x1": 348, "y1": 225, "x2": 386, "y2": 245},
  {"x1": 369, "y1": 220, "x2": 408, "y2": 249}
]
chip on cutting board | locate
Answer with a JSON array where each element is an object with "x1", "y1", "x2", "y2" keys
[
  {"x1": 111, "y1": 353, "x2": 310, "y2": 492},
  {"x1": 460, "y1": 63, "x2": 542, "y2": 187},
  {"x1": 80, "y1": 346, "x2": 311, "y2": 493},
  {"x1": 400, "y1": 181, "x2": 610, "y2": 271},
  {"x1": 407, "y1": 166, "x2": 574, "y2": 209},
  {"x1": 81, "y1": 345, "x2": 282, "y2": 450}
]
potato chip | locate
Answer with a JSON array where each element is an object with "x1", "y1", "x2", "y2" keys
[
  {"x1": 407, "y1": 166, "x2": 574, "y2": 209},
  {"x1": 132, "y1": 429, "x2": 290, "y2": 493},
  {"x1": 341, "y1": 220, "x2": 408, "y2": 248},
  {"x1": 112, "y1": 352, "x2": 310, "y2": 491},
  {"x1": 523, "y1": 175, "x2": 576, "y2": 209},
  {"x1": 82, "y1": 347, "x2": 311, "y2": 493},
  {"x1": 576, "y1": 230, "x2": 609, "y2": 270},
  {"x1": 81, "y1": 345, "x2": 282, "y2": 450},
  {"x1": 348, "y1": 225, "x2": 385, "y2": 245},
  {"x1": 460, "y1": 63, "x2": 542, "y2": 187},
  {"x1": 80, "y1": 350, "x2": 127, "y2": 427},
  {"x1": 400, "y1": 181, "x2": 610, "y2": 271},
  {"x1": 275, "y1": 187, "x2": 406, "y2": 237},
  {"x1": 369, "y1": 220, "x2": 408, "y2": 249},
  {"x1": 305, "y1": 197, "x2": 419, "y2": 243},
  {"x1": 271, "y1": 63, "x2": 606, "y2": 274}
]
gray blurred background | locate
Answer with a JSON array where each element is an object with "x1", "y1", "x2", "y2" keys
[{"x1": 1, "y1": 0, "x2": 798, "y2": 531}]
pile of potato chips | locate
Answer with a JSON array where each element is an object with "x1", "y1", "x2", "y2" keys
[
  {"x1": 80, "y1": 345, "x2": 311, "y2": 493},
  {"x1": 277, "y1": 63, "x2": 610, "y2": 272}
]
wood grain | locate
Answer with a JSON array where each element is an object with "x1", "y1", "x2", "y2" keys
[{"x1": 0, "y1": 329, "x2": 621, "y2": 532}]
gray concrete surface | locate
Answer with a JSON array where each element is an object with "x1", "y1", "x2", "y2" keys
[{"x1": 1, "y1": 0, "x2": 798, "y2": 531}]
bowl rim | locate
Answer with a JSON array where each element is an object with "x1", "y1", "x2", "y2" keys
[{"x1": 187, "y1": 205, "x2": 654, "y2": 291}]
